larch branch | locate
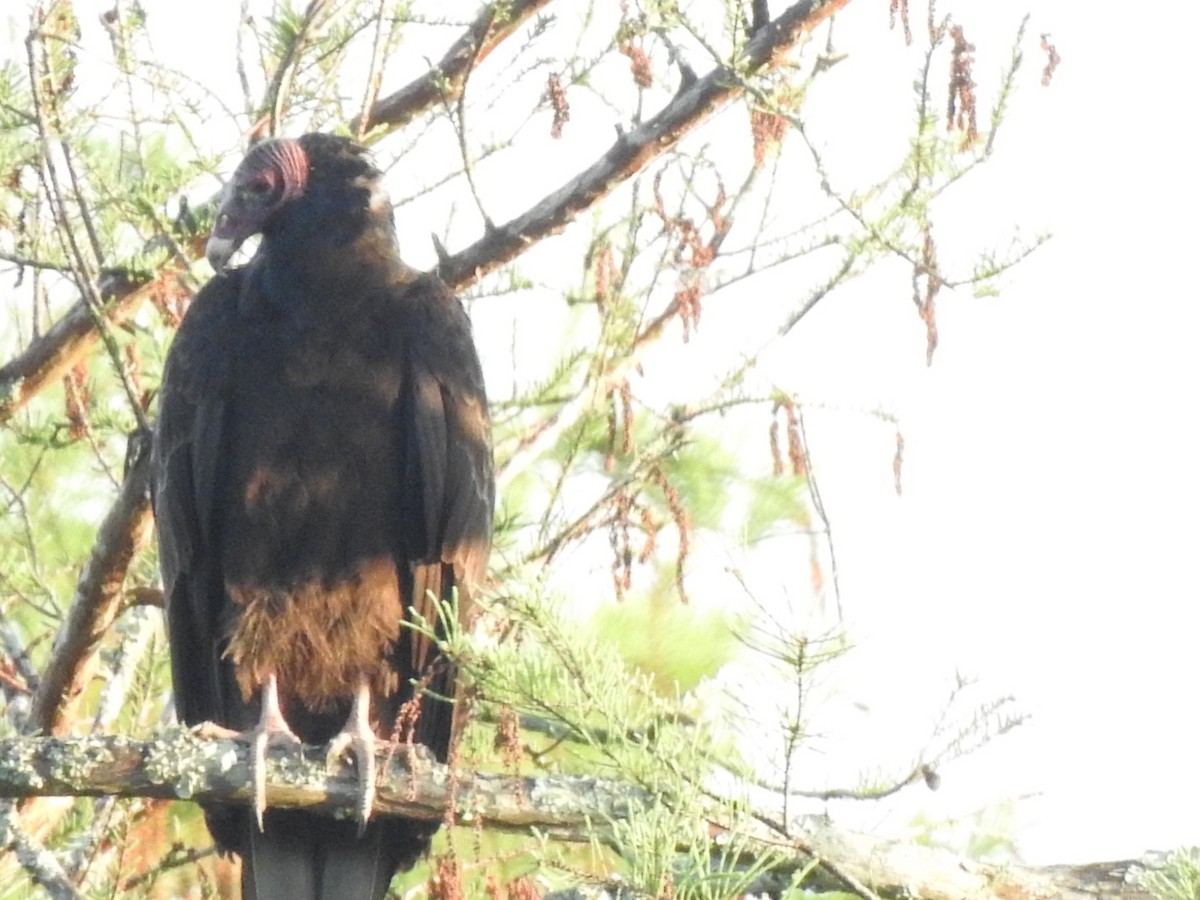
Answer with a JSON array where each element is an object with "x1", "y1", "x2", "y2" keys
[
  {"x1": 0, "y1": 732, "x2": 1160, "y2": 900},
  {"x1": 360, "y1": 0, "x2": 557, "y2": 133},
  {"x1": 0, "y1": 731, "x2": 646, "y2": 843},
  {"x1": 24, "y1": 455, "x2": 153, "y2": 736},
  {"x1": 438, "y1": 0, "x2": 851, "y2": 290}
]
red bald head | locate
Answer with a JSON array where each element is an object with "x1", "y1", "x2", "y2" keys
[{"x1": 207, "y1": 138, "x2": 310, "y2": 270}]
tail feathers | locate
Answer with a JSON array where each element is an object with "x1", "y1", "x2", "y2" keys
[
  {"x1": 241, "y1": 810, "x2": 437, "y2": 900},
  {"x1": 242, "y1": 817, "x2": 316, "y2": 900}
]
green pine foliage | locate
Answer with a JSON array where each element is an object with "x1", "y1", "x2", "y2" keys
[{"x1": 1140, "y1": 849, "x2": 1200, "y2": 900}]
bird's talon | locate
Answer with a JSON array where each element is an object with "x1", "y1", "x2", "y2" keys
[
  {"x1": 326, "y1": 676, "x2": 377, "y2": 834},
  {"x1": 325, "y1": 726, "x2": 377, "y2": 834},
  {"x1": 246, "y1": 720, "x2": 301, "y2": 831},
  {"x1": 191, "y1": 721, "x2": 241, "y2": 741},
  {"x1": 238, "y1": 674, "x2": 302, "y2": 831}
]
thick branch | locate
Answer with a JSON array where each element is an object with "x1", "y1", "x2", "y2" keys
[
  {"x1": 0, "y1": 733, "x2": 1159, "y2": 900},
  {"x1": 0, "y1": 269, "x2": 141, "y2": 423},
  {"x1": 25, "y1": 454, "x2": 153, "y2": 736},
  {"x1": 0, "y1": 731, "x2": 644, "y2": 842},
  {"x1": 798, "y1": 824, "x2": 1154, "y2": 900}
]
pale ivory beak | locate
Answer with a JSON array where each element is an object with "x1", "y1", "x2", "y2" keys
[{"x1": 206, "y1": 235, "x2": 238, "y2": 271}]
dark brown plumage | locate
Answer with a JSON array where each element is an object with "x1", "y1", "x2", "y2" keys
[{"x1": 152, "y1": 133, "x2": 493, "y2": 900}]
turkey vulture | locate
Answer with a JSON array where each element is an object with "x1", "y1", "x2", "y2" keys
[{"x1": 152, "y1": 133, "x2": 493, "y2": 899}]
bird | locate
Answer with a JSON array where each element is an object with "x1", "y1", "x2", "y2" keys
[{"x1": 152, "y1": 132, "x2": 494, "y2": 900}]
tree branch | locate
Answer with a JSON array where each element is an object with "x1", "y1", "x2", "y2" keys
[
  {"x1": 0, "y1": 801, "x2": 81, "y2": 900},
  {"x1": 437, "y1": 0, "x2": 850, "y2": 289},
  {"x1": 0, "y1": 731, "x2": 645, "y2": 842},
  {"x1": 0, "y1": 733, "x2": 1160, "y2": 900},
  {"x1": 796, "y1": 824, "x2": 1155, "y2": 900},
  {"x1": 24, "y1": 454, "x2": 153, "y2": 736},
  {"x1": 0, "y1": 268, "x2": 141, "y2": 423},
  {"x1": 359, "y1": 0, "x2": 556, "y2": 133}
]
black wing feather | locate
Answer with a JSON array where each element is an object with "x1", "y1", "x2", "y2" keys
[
  {"x1": 154, "y1": 270, "x2": 242, "y2": 730},
  {"x1": 153, "y1": 270, "x2": 256, "y2": 854},
  {"x1": 395, "y1": 273, "x2": 493, "y2": 755}
]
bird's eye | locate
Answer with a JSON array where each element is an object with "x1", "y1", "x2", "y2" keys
[{"x1": 245, "y1": 177, "x2": 273, "y2": 197}]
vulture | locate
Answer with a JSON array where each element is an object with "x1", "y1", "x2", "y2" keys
[{"x1": 152, "y1": 133, "x2": 494, "y2": 900}]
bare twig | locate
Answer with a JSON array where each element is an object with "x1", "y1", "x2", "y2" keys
[
  {"x1": 264, "y1": 0, "x2": 332, "y2": 137},
  {"x1": 0, "y1": 250, "x2": 73, "y2": 274},
  {"x1": 24, "y1": 18, "x2": 153, "y2": 436},
  {"x1": 235, "y1": 0, "x2": 254, "y2": 115},
  {"x1": 440, "y1": 8, "x2": 497, "y2": 231},
  {"x1": 793, "y1": 406, "x2": 842, "y2": 620},
  {"x1": 353, "y1": 0, "x2": 395, "y2": 139},
  {"x1": 120, "y1": 844, "x2": 218, "y2": 890}
]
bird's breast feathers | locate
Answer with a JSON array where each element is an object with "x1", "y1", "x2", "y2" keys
[
  {"x1": 215, "y1": 294, "x2": 415, "y2": 706},
  {"x1": 225, "y1": 555, "x2": 403, "y2": 708}
]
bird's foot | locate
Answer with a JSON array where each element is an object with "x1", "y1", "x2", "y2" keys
[
  {"x1": 188, "y1": 719, "x2": 297, "y2": 828},
  {"x1": 245, "y1": 674, "x2": 302, "y2": 831},
  {"x1": 325, "y1": 724, "x2": 376, "y2": 834},
  {"x1": 325, "y1": 676, "x2": 376, "y2": 835},
  {"x1": 246, "y1": 710, "x2": 302, "y2": 831}
]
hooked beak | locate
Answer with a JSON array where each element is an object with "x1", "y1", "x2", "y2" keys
[{"x1": 206, "y1": 233, "x2": 239, "y2": 271}]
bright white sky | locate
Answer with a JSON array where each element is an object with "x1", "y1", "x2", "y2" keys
[
  {"x1": 8, "y1": 0, "x2": 1199, "y2": 868},
  {"x1": 780, "y1": 1, "x2": 1200, "y2": 862}
]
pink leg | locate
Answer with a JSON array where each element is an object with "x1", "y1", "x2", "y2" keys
[
  {"x1": 246, "y1": 672, "x2": 301, "y2": 830},
  {"x1": 325, "y1": 674, "x2": 376, "y2": 833}
]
